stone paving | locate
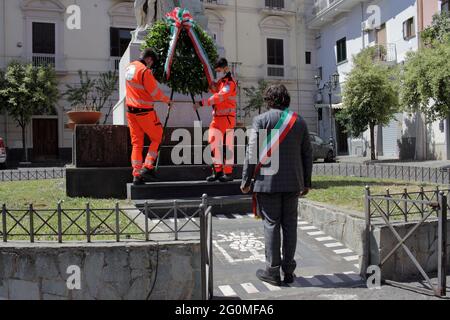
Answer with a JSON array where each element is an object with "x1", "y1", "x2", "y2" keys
[{"x1": 208, "y1": 213, "x2": 450, "y2": 300}]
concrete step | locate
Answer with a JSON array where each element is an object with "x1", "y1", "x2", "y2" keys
[
  {"x1": 157, "y1": 145, "x2": 246, "y2": 166},
  {"x1": 155, "y1": 165, "x2": 243, "y2": 181},
  {"x1": 133, "y1": 195, "x2": 253, "y2": 217},
  {"x1": 66, "y1": 165, "x2": 244, "y2": 199},
  {"x1": 128, "y1": 180, "x2": 244, "y2": 201}
]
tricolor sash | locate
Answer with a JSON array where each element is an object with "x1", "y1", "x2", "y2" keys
[
  {"x1": 164, "y1": 8, "x2": 214, "y2": 85},
  {"x1": 252, "y1": 109, "x2": 299, "y2": 217}
]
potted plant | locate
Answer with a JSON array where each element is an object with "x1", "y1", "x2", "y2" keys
[{"x1": 64, "y1": 70, "x2": 118, "y2": 129}]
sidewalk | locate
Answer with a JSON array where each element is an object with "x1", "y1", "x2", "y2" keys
[{"x1": 336, "y1": 156, "x2": 450, "y2": 169}]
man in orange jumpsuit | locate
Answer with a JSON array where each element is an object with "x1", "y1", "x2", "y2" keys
[
  {"x1": 125, "y1": 48, "x2": 171, "y2": 185},
  {"x1": 194, "y1": 58, "x2": 237, "y2": 183}
]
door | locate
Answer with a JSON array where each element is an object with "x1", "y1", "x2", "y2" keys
[
  {"x1": 376, "y1": 23, "x2": 387, "y2": 46},
  {"x1": 382, "y1": 115, "x2": 401, "y2": 158},
  {"x1": 32, "y1": 118, "x2": 58, "y2": 161},
  {"x1": 335, "y1": 114, "x2": 349, "y2": 155}
]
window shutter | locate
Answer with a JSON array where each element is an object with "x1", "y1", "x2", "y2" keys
[{"x1": 110, "y1": 27, "x2": 120, "y2": 57}]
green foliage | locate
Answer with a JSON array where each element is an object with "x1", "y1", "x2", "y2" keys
[
  {"x1": 243, "y1": 80, "x2": 268, "y2": 116},
  {"x1": 421, "y1": 10, "x2": 450, "y2": 46},
  {"x1": 337, "y1": 48, "x2": 399, "y2": 137},
  {"x1": 63, "y1": 70, "x2": 118, "y2": 117},
  {"x1": 400, "y1": 41, "x2": 450, "y2": 122},
  {"x1": 0, "y1": 61, "x2": 58, "y2": 128},
  {"x1": 0, "y1": 61, "x2": 58, "y2": 161},
  {"x1": 0, "y1": 70, "x2": 6, "y2": 110},
  {"x1": 142, "y1": 21, "x2": 218, "y2": 96}
]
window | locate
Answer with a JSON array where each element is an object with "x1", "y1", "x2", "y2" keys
[
  {"x1": 32, "y1": 22, "x2": 56, "y2": 67},
  {"x1": 336, "y1": 37, "x2": 347, "y2": 63},
  {"x1": 267, "y1": 38, "x2": 284, "y2": 65},
  {"x1": 403, "y1": 17, "x2": 416, "y2": 40},
  {"x1": 305, "y1": 51, "x2": 312, "y2": 64},
  {"x1": 318, "y1": 66, "x2": 323, "y2": 80},
  {"x1": 110, "y1": 27, "x2": 134, "y2": 57},
  {"x1": 265, "y1": 0, "x2": 285, "y2": 10},
  {"x1": 267, "y1": 38, "x2": 284, "y2": 77},
  {"x1": 442, "y1": 0, "x2": 449, "y2": 12},
  {"x1": 32, "y1": 22, "x2": 55, "y2": 54}
]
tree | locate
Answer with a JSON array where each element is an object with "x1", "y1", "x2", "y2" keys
[
  {"x1": 142, "y1": 21, "x2": 218, "y2": 96},
  {"x1": 0, "y1": 61, "x2": 58, "y2": 162},
  {"x1": 421, "y1": 10, "x2": 450, "y2": 46},
  {"x1": 336, "y1": 47, "x2": 399, "y2": 160},
  {"x1": 63, "y1": 70, "x2": 118, "y2": 124},
  {"x1": 400, "y1": 11, "x2": 450, "y2": 122},
  {"x1": 243, "y1": 80, "x2": 268, "y2": 117}
]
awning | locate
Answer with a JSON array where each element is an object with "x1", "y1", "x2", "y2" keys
[{"x1": 314, "y1": 103, "x2": 344, "y2": 110}]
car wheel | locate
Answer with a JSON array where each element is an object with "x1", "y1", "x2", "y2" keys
[{"x1": 324, "y1": 150, "x2": 335, "y2": 163}]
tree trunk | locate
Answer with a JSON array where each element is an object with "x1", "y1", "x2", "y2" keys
[
  {"x1": 21, "y1": 124, "x2": 28, "y2": 163},
  {"x1": 369, "y1": 122, "x2": 376, "y2": 161}
]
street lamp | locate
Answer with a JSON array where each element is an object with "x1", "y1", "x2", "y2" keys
[{"x1": 315, "y1": 71, "x2": 340, "y2": 154}]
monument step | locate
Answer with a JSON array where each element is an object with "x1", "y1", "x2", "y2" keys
[
  {"x1": 127, "y1": 180, "x2": 244, "y2": 201},
  {"x1": 66, "y1": 165, "x2": 244, "y2": 199},
  {"x1": 157, "y1": 145, "x2": 246, "y2": 166},
  {"x1": 133, "y1": 195, "x2": 253, "y2": 217}
]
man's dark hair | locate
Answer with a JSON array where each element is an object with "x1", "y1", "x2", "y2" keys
[
  {"x1": 264, "y1": 84, "x2": 291, "y2": 110},
  {"x1": 141, "y1": 48, "x2": 158, "y2": 64},
  {"x1": 214, "y1": 58, "x2": 228, "y2": 69}
]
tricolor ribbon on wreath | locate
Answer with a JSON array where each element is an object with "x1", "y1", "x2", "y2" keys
[
  {"x1": 164, "y1": 7, "x2": 214, "y2": 85},
  {"x1": 252, "y1": 109, "x2": 299, "y2": 218}
]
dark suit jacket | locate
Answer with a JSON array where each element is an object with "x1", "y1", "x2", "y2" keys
[{"x1": 241, "y1": 108, "x2": 313, "y2": 193}]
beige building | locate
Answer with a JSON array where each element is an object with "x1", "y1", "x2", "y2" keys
[{"x1": 0, "y1": 0, "x2": 317, "y2": 164}]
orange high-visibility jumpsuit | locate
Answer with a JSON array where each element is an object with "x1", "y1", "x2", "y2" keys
[
  {"x1": 201, "y1": 73, "x2": 237, "y2": 175},
  {"x1": 125, "y1": 60, "x2": 170, "y2": 177}
]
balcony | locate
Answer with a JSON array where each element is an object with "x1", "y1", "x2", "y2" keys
[
  {"x1": 261, "y1": 0, "x2": 296, "y2": 15},
  {"x1": 373, "y1": 43, "x2": 397, "y2": 65},
  {"x1": 200, "y1": 0, "x2": 228, "y2": 9},
  {"x1": 30, "y1": 53, "x2": 65, "y2": 73},
  {"x1": 111, "y1": 57, "x2": 121, "y2": 71},
  {"x1": 261, "y1": 64, "x2": 296, "y2": 80},
  {"x1": 309, "y1": 0, "x2": 368, "y2": 29}
]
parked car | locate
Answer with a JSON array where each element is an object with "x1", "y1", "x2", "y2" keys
[
  {"x1": 0, "y1": 138, "x2": 7, "y2": 169},
  {"x1": 310, "y1": 133, "x2": 335, "y2": 163}
]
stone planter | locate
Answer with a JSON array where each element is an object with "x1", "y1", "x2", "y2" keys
[{"x1": 67, "y1": 111, "x2": 102, "y2": 125}]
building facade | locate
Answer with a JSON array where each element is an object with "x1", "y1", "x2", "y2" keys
[
  {"x1": 309, "y1": 0, "x2": 449, "y2": 160},
  {"x1": 0, "y1": 0, "x2": 317, "y2": 165}
]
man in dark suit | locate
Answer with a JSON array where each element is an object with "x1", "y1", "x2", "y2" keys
[{"x1": 241, "y1": 84, "x2": 313, "y2": 286}]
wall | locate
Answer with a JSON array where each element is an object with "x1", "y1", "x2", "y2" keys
[
  {"x1": 0, "y1": 241, "x2": 202, "y2": 300},
  {"x1": 0, "y1": 0, "x2": 129, "y2": 161},
  {"x1": 312, "y1": 0, "x2": 447, "y2": 160},
  {"x1": 371, "y1": 220, "x2": 450, "y2": 282},
  {"x1": 299, "y1": 199, "x2": 450, "y2": 281}
]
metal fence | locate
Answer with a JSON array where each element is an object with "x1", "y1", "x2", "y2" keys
[
  {"x1": 313, "y1": 163, "x2": 450, "y2": 185},
  {"x1": 365, "y1": 187, "x2": 447, "y2": 296},
  {"x1": 0, "y1": 168, "x2": 65, "y2": 182},
  {"x1": 0, "y1": 194, "x2": 214, "y2": 299}
]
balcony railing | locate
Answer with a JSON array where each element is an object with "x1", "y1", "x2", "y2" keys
[
  {"x1": 267, "y1": 65, "x2": 285, "y2": 78},
  {"x1": 200, "y1": 0, "x2": 227, "y2": 6},
  {"x1": 265, "y1": 0, "x2": 285, "y2": 10},
  {"x1": 313, "y1": 0, "x2": 340, "y2": 15},
  {"x1": 31, "y1": 53, "x2": 56, "y2": 68},
  {"x1": 111, "y1": 57, "x2": 121, "y2": 71},
  {"x1": 374, "y1": 43, "x2": 397, "y2": 64}
]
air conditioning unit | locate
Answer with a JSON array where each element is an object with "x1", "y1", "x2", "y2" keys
[{"x1": 362, "y1": 20, "x2": 374, "y2": 31}]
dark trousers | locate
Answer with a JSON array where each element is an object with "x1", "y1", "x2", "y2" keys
[{"x1": 256, "y1": 192, "x2": 299, "y2": 276}]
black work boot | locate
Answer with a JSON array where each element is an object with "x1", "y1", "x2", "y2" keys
[
  {"x1": 256, "y1": 269, "x2": 281, "y2": 286},
  {"x1": 139, "y1": 167, "x2": 159, "y2": 182},
  {"x1": 206, "y1": 170, "x2": 223, "y2": 182},
  {"x1": 133, "y1": 176, "x2": 145, "y2": 186},
  {"x1": 219, "y1": 174, "x2": 234, "y2": 183}
]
